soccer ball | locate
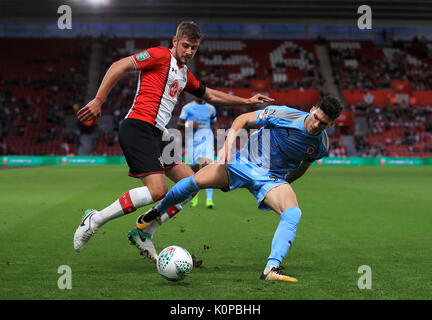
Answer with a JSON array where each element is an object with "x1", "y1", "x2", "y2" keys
[{"x1": 156, "y1": 245, "x2": 193, "y2": 281}]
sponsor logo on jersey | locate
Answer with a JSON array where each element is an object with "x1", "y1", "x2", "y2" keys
[
  {"x1": 261, "y1": 109, "x2": 275, "y2": 119},
  {"x1": 306, "y1": 146, "x2": 315, "y2": 155},
  {"x1": 169, "y1": 80, "x2": 182, "y2": 98},
  {"x1": 136, "y1": 51, "x2": 150, "y2": 61}
]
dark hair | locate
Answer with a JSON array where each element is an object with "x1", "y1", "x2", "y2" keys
[
  {"x1": 316, "y1": 96, "x2": 343, "y2": 120},
  {"x1": 176, "y1": 21, "x2": 203, "y2": 42}
]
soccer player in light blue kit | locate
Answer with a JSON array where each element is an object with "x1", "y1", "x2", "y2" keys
[
  {"x1": 178, "y1": 98, "x2": 217, "y2": 208},
  {"x1": 137, "y1": 96, "x2": 342, "y2": 282}
]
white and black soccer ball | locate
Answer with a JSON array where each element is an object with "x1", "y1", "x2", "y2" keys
[{"x1": 157, "y1": 245, "x2": 193, "y2": 281}]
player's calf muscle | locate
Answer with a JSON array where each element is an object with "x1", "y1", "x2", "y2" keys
[
  {"x1": 141, "y1": 178, "x2": 168, "y2": 201},
  {"x1": 148, "y1": 185, "x2": 168, "y2": 201},
  {"x1": 166, "y1": 163, "x2": 195, "y2": 183}
]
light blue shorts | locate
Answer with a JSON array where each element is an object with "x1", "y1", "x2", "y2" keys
[{"x1": 223, "y1": 161, "x2": 288, "y2": 211}]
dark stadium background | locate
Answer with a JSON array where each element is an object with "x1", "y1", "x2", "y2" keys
[{"x1": 0, "y1": 0, "x2": 431, "y2": 162}]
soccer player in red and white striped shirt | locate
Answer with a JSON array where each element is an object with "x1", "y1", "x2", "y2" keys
[{"x1": 73, "y1": 21, "x2": 273, "y2": 258}]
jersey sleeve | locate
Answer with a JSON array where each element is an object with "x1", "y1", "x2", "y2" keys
[
  {"x1": 129, "y1": 47, "x2": 169, "y2": 71},
  {"x1": 255, "y1": 105, "x2": 306, "y2": 128},
  {"x1": 254, "y1": 106, "x2": 278, "y2": 126},
  {"x1": 254, "y1": 110, "x2": 265, "y2": 126},
  {"x1": 179, "y1": 105, "x2": 189, "y2": 120},
  {"x1": 210, "y1": 105, "x2": 217, "y2": 124},
  {"x1": 184, "y1": 70, "x2": 206, "y2": 98}
]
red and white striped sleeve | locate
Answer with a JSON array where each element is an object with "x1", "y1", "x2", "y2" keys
[
  {"x1": 129, "y1": 47, "x2": 170, "y2": 71},
  {"x1": 184, "y1": 70, "x2": 206, "y2": 98}
]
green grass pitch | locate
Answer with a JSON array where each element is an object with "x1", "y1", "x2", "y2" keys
[{"x1": 0, "y1": 165, "x2": 431, "y2": 300}]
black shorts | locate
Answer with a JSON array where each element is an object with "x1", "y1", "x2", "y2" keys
[{"x1": 119, "y1": 118, "x2": 183, "y2": 178}]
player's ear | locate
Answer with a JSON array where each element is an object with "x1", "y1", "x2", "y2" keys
[{"x1": 172, "y1": 36, "x2": 178, "y2": 48}]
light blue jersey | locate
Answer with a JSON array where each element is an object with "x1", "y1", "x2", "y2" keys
[
  {"x1": 157, "y1": 104, "x2": 327, "y2": 268},
  {"x1": 180, "y1": 101, "x2": 217, "y2": 164},
  {"x1": 226, "y1": 105, "x2": 329, "y2": 210}
]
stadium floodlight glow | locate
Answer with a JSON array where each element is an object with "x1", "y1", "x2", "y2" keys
[{"x1": 87, "y1": 0, "x2": 109, "y2": 5}]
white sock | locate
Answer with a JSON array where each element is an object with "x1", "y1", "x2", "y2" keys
[
  {"x1": 140, "y1": 193, "x2": 193, "y2": 236},
  {"x1": 94, "y1": 186, "x2": 153, "y2": 227},
  {"x1": 129, "y1": 186, "x2": 154, "y2": 209},
  {"x1": 144, "y1": 203, "x2": 183, "y2": 236}
]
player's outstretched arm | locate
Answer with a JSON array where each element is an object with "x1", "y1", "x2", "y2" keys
[
  {"x1": 285, "y1": 161, "x2": 312, "y2": 183},
  {"x1": 217, "y1": 111, "x2": 257, "y2": 163},
  {"x1": 202, "y1": 87, "x2": 274, "y2": 107},
  {"x1": 77, "y1": 57, "x2": 135, "y2": 122}
]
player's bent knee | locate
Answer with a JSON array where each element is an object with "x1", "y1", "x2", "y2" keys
[
  {"x1": 283, "y1": 188, "x2": 299, "y2": 210},
  {"x1": 193, "y1": 175, "x2": 206, "y2": 189},
  {"x1": 268, "y1": 194, "x2": 299, "y2": 215},
  {"x1": 265, "y1": 183, "x2": 299, "y2": 214},
  {"x1": 147, "y1": 186, "x2": 168, "y2": 202},
  {"x1": 286, "y1": 195, "x2": 299, "y2": 209}
]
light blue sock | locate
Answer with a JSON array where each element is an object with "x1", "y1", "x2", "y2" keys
[
  {"x1": 156, "y1": 176, "x2": 200, "y2": 213},
  {"x1": 206, "y1": 188, "x2": 213, "y2": 201},
  {"x1": 266, "y1": 206, "x2": 302, "y2": 268}
]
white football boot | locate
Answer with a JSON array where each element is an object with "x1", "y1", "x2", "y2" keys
[
  {"x1": 73, "y1": 209, "x2": 99, "y2": 252},
  {"x1": 127, "y1": 207, "x2": 162, "y2": 262},
  {"x1": 127, "y1": 227, "x2": 158, "y2": 262}
]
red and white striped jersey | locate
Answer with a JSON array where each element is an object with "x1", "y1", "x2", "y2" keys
[{"x1": 127, "y1": 46, "x2": 204, "y2": 131}]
